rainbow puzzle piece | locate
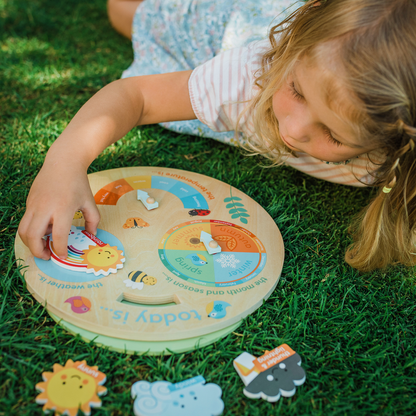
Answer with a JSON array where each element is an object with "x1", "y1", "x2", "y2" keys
[
  {"x1": 35, "y1": 359, "x2": 107, "y2": 416},
  {"x1": 233, "y1": 344, "x2": 306, "y2": 402},
  {"x1": 131, "y1": 375, "x2": 224, "y2": 416},
  {"x1": 47, "y1": 226, "x2": 125, "y2": 276}
]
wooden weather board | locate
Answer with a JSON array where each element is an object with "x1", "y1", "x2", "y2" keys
[{"x1": 15, "y1": 167, "x2": 284, "y2": 342}]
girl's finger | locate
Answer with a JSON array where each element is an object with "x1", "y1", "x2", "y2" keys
[
  {"x1": 82, "y1": 200, "x2": 101, "y2": 236},
  {"x1": 51, "y1": 215, "x2": 73, "y2": 259},
  {"x1": 22, "y1": 215, "x2": 53, "y2": 260}
]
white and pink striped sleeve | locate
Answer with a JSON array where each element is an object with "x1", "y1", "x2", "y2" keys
[
  {"x1": 285, "y1": 153, "x2": 380, "y2": 186},
  {"x1": 188, "y1": 42, "x2": 263, "y2": 134}
]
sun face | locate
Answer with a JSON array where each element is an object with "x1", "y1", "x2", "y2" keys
[
  {"x1": 80, "y1": 244, "x2": 125, "y2": 274},
  {"x1": 48, "y1": 368, "x2": 96, "y2": 408},
  {"x1": 184, "y1": 235, "x2": 205, "y2": 250},
  {"x1": 36, "y1": 359, "x2": 107, "y2": 416}
]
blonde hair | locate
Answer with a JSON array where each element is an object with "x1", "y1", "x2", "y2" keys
[{"x1": 246, "y1": 0, "x2": 416, "y2": 271}]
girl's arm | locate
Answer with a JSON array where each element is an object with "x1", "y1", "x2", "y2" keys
[{"x1": 18, "y1": 70, "x2": 195, "y2": 260}]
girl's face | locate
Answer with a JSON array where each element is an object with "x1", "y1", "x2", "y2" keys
[{"x1": 272, "y1": 59, "x2": 375, "y2": 162}]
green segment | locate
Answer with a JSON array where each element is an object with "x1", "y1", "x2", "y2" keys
[{"x1": 163, "y1": 249, "x2": 216, "y2": 285}]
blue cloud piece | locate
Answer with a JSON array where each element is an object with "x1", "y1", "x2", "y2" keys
[{"x1": 131, "y1": 376, "x2": 224, "y2": 416}]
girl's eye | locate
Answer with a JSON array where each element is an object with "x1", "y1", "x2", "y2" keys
[
  {"x1": 324, "y1": 127, "x2": 343, "y2": 147},
  {"x1": 289, "y1": 81, "x2": 304, "y2": 101},
  {"x1": 289, "y1": 80, "x2": 343, "y2": 148}
]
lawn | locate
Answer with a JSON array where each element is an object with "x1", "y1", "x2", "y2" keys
[{"x1": 0, "y1": 0, "x2": 415, "y2": 415}]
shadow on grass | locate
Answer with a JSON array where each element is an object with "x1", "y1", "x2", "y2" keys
[{"x1": 0, "y1": 0, "x2": 415, "y2": 415}]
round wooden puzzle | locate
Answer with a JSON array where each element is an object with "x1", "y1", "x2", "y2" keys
[{"x1": 15, "y1": 167, "x2": 284, "y2": 354}]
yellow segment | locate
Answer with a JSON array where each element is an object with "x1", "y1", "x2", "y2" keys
[
  {"x1": 47, "y1": 368, "x2": 96, "y2": 408},
  {"x1": 125, "y1": 176, "x2": 152, "y2": 190},
  {"x1": 163, "y1": 222, "x2": 212, "y2": 251}
]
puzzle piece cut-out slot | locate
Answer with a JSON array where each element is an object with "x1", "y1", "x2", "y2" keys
[{"x1": 234, "y1": 344, "x2": 306, "y2": 403}]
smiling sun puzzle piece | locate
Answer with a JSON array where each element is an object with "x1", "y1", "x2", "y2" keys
[
  {"x1": 131, "y1": 375, "x2": 224, "y2": 416},
  {"x1": 35, "y1": 359, "x2": 107, "y2": 416},
  {"x1": 233, "y1": 344, "x2": 306, "y2": 402}
]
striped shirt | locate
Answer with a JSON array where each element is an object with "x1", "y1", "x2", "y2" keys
[{"x1": 188, "y1": 40, "x2": 380, "y2": 187}]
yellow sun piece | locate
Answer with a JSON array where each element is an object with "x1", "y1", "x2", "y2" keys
[
  {"x1": 36, "y1": 359, "x2": 107, "y2": 416},
  {"x1": 80, "y1": 244, "x2": 124, "y2": 273}
]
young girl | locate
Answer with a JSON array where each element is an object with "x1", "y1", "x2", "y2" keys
[{"x1": 18, "y1": 0, "x2": 416, "y2": 272}]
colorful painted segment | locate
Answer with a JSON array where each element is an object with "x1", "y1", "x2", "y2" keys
[
  {"x1": 94, "y1": 175, "x2": 209, "y2": 209},
  {"x1": 158, "y1": 220, "x2": 267, "y2": 287}
]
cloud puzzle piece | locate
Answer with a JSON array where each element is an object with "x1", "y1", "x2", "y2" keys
[
  {"x1": 131, "y1": 375, "x2": 224, "y2": 416},
  {"x1": 234, "y1": 344, "x2": 306, "y2": 402}
]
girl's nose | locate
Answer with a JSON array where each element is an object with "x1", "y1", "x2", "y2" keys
[{"x1": 285, "y1": 115, "x2": 310, "y2": 143}]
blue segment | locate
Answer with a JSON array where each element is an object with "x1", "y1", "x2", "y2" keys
[
  {"x1": 216, "y1": 253, "x2": 267, "y2": 287},
  {"x1": 259, "y1": 252, "x2": 267, "y2": 269},
  {"x1": 181, "y1": 194, "x2": 209, "y2": 209},
  {"x1": 168, "y1": 182, "x2": 199, "y2": 199},
  {"x1": 151, "y1": 176, "x2": 209, "y2": 209},
  {"x1": 213, "y1": 252, "x2": 261, "y2": 284},
  {"x1": 151, "y1": 176, "x2": 177, "y2": 192},
  {"x1": 34, "y1": 228, "x2": 124, "y2": 283}
]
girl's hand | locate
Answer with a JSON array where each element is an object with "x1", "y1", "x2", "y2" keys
[
  {"x1": 18, "y1": 158, "x2": 100, "y2": 260},
  {"x1": 18, "y1": 70, "x2": 195, "y2": 259}
]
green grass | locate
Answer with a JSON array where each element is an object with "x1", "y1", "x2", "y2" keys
[{"x1": 1, "y1": 0, "x2": 415, "y2": 415}]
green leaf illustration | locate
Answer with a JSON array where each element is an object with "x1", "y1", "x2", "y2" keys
[
  {"x1": 224, "y1": 197, "x2": 242, "y2": 202},
  {"x1": 229, "y1": 208, "x2": 248, "y2": 214},
  {"x1": 226, "y1": 203, "x2": 244, "y2": 208},
  {"x1": 224, "y1": 186, "x2": 250, "y2": 224}
]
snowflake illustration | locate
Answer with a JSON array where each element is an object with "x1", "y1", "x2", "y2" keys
[{"x1": 215, "y1": 254, "x2": 241, "y2": 268}]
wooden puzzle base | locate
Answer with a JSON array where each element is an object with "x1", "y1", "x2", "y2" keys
[
  {"x1": 49, "y1": 312, "x2": 241, "y2": 355},
  {"x1": 15, "y1": 167, "x2": 284, "y2": 353}
]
